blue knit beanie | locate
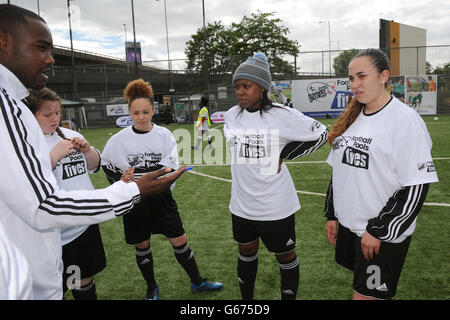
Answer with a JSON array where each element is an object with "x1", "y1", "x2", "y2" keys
[{"x1": 233, "y1": 52, "x2": 272, "y2": 92}]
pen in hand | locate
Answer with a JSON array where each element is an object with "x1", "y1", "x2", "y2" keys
[{"x1": 155, "y1": 166, "x2": 194, "y2": 180}]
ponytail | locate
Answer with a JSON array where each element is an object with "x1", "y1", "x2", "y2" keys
[
  {"x1": 55, "y1": 127, "x2": 66, "y2": 140},
  {"x1": 328, "y1": 97, "x2": 363, "y2": 145}
]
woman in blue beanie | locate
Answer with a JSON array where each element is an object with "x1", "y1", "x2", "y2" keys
[{"x1": 224, "y1": 52, "x2": 328, "y2": 300}]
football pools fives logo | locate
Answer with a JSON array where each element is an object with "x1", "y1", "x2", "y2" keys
[
  {"x1": 417, "y1": 161, "x2": 436, "y2": 173},
  {"x1": 334, "y1": 135, "x2": 372, "y2": 170},
  {"x1": 169, "y1": 127, "x2": 281, "y2": 175}
]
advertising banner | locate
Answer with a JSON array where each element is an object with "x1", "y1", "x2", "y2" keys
[
  {"x1": 211, "y1": 111, "x2": 226, "y2": 123},
  {"x1": 125, "y1": 41, "x2": 142, "y2": 64},
  {"x1": 273, "y1": 75, "x2": 437, "y2": 117},
  {"x1": 404, "y1": 75, "x2": 437, "y2": 115},
  {"x1": 218, "y1": 86, "x2": 227, "y2": 99},
  {"x1": 290, "y1": 78, "x2": 352, "y2": 118},
  {"x1": 116, "y1": 115, "x2": 134, "y2": 128},
  {"x1": 106, "y1": 104, "x2": 129, "y2": 117}
]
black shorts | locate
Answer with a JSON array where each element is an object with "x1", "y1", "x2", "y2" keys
[
  {"x1": 335, "y1": 223, "x2": 412, "y2": 300},
  {"x1": 122, "y1": 189, "x2": 185, "y2": 245},
  {"x1": 231, "y1": 213, "x2": 296, "y2": 254},
  {"x1": 62, "y1": 224, "x2": 106, "y2": 292}
]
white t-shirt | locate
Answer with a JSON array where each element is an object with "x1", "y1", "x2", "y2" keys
[
  {"x1": 45, "y1": 127, "x2": 98, "y2": 245},
  {"x1": 101, "y1": 125, "x2": 179, "y2": 179},
  {"x1": 224, "y1": 104, "x2": 328, "y2": 221},
  {"x1": 0, "y1": 63, "x2": 140, "y2": 299},
  {"x1": 327, "y1": 97, "x2": 438, "y2": 242}
]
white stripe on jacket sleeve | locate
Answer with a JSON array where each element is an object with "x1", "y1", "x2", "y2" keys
[
  {"x1": 1, "y1": 89, "x2": 141, "y2": 231},
  {"x1": 367, "y1": 184, "x2": 428, "y2": 242},
  {"x1": 378, "y1": 185, "x2": 423, "y2": 242}
]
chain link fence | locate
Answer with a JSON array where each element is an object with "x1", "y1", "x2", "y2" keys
[{"x1": 47, "y1": 45, "x2": 450, "y2": 128}]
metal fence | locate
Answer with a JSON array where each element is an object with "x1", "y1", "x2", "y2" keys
[{"x1": 47, "y1": 45, "x2": 450, "y2": 128}]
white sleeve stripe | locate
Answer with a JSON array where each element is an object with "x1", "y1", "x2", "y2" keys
[
  {"x1": 42, "y1": 200, "x2": 111, "y2": 210},
  {"x1": 114, "y1": 195, "x2": 141, "y2": 216},
  {"x1": 286, "y1": 138, "x2": 314, "y2": 159},
  {"x1": 312, "y1": 130, "x2": 328, "y2": 153},
  {"x1": 388, "y1": 185, "x2": 422, "y2": 241},
  {"x1": 285, "y1": 141, "x2": 305, "y2": 159},
  {"x1": 2, "y1": 89, "x2": 137, "y2": 218},
  {"x1": 14, "y1": 97, "x2": 55, "y2": 198},
  {"x1": 0, "y1": 90, "x2": 54, "y2": 202},
  {"x1": 379, "y1": 185, "x2": 422, "y2": 241},
  {"x1": 39, "y1": 194, "x2": 140, "y2": 217},
  {"x1": 323, "y1": 181, "x2": 334, "y2": 217},
  {"x1": 45, "y1": 195, "x2": 109, "y2": 204},
  {"x1": 286, "y1": 130, "x2": 328, "y2": 160},
  {"x1": 112, "y1": 194, "x2": 141, "y2": 210},
  {"x1": 0, "y1": 91, "x2": 44, "y2": 200},
  {"x1": 103, "y1": 163, "x2": 122, "y2": 173},
  {"x1": 38, "y1": 205, "x2": 112, "y2": 216},
  {"x1": 302, "y1": 130, "x2": 327, "y2": 156},
  {"x1": 40, "y1": 196, "x2": 112, "y2": 214},
  {"x1": 101, "y1": 163, "x2": 123, "y2": 183}
]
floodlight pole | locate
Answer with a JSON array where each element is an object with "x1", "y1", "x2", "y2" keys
[
  {"x1": 202, "y1": 0, "x2": 209, "y2": 99},
  {"x1": 328, "y1": 20, "x2": 331, "y2": 75},
  {"x1": 131, "y1": 0, "x2": 139, "y2": 79},
  {"x1": 319, "y1": 20, "x2": 332, "y2": 75},
  {"x1": 67, "y1": 0, "x2": 78, "y2": 101},
  {"x1": 163, "y1": 0, "x2": 174, "y2": 92}
]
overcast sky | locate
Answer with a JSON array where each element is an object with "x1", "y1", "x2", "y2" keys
[{"x1": 8, "y1": 0, "x2": 450, "y2": 70}]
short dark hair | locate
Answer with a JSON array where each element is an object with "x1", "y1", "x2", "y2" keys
[
  {"x1": 200, "y1": 96, "x2": 208, "y2": 107},
  {"x1": 0, "y1": 4, "x2": 46, "y2": 36}
]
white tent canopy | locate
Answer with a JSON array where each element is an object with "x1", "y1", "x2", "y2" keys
[{"x1": 61, "y1": 99, "x2": 88, "y2": 129}]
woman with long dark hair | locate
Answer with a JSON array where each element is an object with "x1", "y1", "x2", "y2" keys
[{"x1": 324, "y1": 49, "x2": 438, "y2": 300}]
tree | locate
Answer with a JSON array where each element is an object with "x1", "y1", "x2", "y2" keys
[
  {"x1": 433, "y1": 62, "x2": 450, "y2": 75},
  {"x1": 185, "y1": 11, "x2": 300, "y2": 76},
  {"x1": 185, "y1": 21, "x2": 234, "y2": 76},
  {"x1": 333, "y1": 49, "x2": 360, "y2": 75},
  {"x1": 426, "y1": 61, "x2": 432, "y2": 74}
]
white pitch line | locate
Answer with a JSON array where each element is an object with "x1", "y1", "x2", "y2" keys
[
  {"x1": 183, "y1": 163, "x2": 230, "y2": 167},
  {"x1": 423, "y1": 202, "x2": 450, "y2": 207},
  {"x1": 287, "y1": 158, "x2": 450, "y2": 163},
  {"x1": 212, "y1": 124, "x2": 224, "y2": 130},
  {"x1": 188, "y1": 170, "x2": 232, "y2": 183},
  {"x1": 183, "y1": 160, "x2": 328, "y2": 167},
  {"x1": 286, "y1": 160, "x2": 327, "y2": 164},
  {"x1": 296, "y1": 190, "x2": 326, "y2": 196},
  {"x1": 183, "y1": 157, "x2": 449, "y2": 167},
  {"x1": 187, "y1": 170, "x2": 450, "y2": 208}
]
